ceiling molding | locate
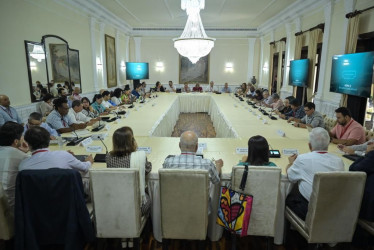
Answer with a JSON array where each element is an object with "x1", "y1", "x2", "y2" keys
[
  {"x1": 131, "y1": 29, "x2": 260, "y2": 38},
  {"x1": 163, "y1": 0, "x2": 175, "y2": 19},
  {"x1": 115, "y1": 0, "x2": 142, "y2": 23},
  {"x1": 218, "y1": 0, "x2": 228, "y2": 16},
  {"x1": 258, "y1": 0, "x2": 327, "y2": 35}
]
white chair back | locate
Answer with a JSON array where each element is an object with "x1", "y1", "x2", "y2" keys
[
  {"x1": 90, "y1": 168, "x2": 143, "y2": 238},
  {"x1": 0, "y1": 183, "x2": 14, "y2": 240},
  {"x1": 159, "y1": 169, "x2": 209, "y2": 240},
  {"x1": 231, "y1": 166, "x2": 281, "y2": 236}
]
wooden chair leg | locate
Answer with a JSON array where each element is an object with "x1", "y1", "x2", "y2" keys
[
  {"x1": 162, "y1": 239, "x2": 169, "y2": 250},
  {"x1": 133, "y1": 238, "x2": 140, "y2": 250}
]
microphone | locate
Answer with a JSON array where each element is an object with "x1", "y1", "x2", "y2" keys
[
  {"x1": 269, "y1": 109, "x2": 278, "y2": 120},
  {"x1": 72, "y1": 126, "x2": 79, "y2": 139},
  {"x1": 94, "y1": 135, "x2": 108, "y2": 162},
  {"x1": 67, "y1": 126, "x2": 87, "y2": 146}
]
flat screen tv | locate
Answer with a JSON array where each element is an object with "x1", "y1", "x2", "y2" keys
[
  {"x1": 126, "y1": 62, "x2": 149, "y2": 80},
  {"x1": 289, "y1": 59, "x2": 309, "y2": 87},
  {"x1": 330, "y1": 51, "x2": 374, "y2": 98}
]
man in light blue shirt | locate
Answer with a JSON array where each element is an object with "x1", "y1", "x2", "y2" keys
[
  {"x1": 24, "y1": 112, "x2": 58, "y2": 139},
  {"x1": 0, "y1": 95, "x2": 23, "y2": 126},
  {"x1": 46, "y1": 97, "x2": 87, "y2": 134},
  {"x1": 221, "y1": 82, "x2": 232, "y2": 93}
]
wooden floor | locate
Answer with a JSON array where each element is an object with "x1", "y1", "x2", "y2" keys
[{"x1": 171, "y1": 113, "x2": 216, "y2": 138}]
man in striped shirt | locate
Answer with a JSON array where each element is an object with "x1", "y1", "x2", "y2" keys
[{"x1": 163, "y1": 131, "x2": 223, "y2": 185}]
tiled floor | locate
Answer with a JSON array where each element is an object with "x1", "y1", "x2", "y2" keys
[{"x1": 171, "y1": 112, "x2": 216, "y2": 138}]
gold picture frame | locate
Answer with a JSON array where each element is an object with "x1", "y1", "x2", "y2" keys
[
  {"x1": 179, "y1": 55, "x2": 209, "y2": 84},
  {"x1": 105, "y1": 34, "x2": 117, "y2": 88}
]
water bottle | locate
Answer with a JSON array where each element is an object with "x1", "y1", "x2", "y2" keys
[{"x1": 57, "y1": 136, "x2": 64, "y2": 149}]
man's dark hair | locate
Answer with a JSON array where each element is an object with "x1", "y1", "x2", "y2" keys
[
  {"x1": 53, "y1": 97, "x2": 68, "y2": 109},
  {"x1": 0, "y1": 122, "x2": 24, "y2": 146},
  {"x1": 92, "y1": 94, "x2": 103, "y2": 103},
  {"x1": 72, "y1": 100, "x2": 82, "y2": 108},
  {"x1": 112, "y1": 88, "x2": 122, "y2": 98},
  {"x1": 28, "y1": 112, "x2": 43, "y2": 121},
  {"x1": 102, "y1": 91, "x2": 110, "y2": 97},
  {"x1": 289, "y1": 99, "x2": 300, "y2": 107},
  {"x1": 285, "y1": 96, "x2": 295, "y2": 101},
  {"x1": 335, "y1": 107, "x2": 352, "y2": 117},
  {"x1": 24, "y1": 126, "x2": 50, "y2": 151},
  {"x1": 304, "y1": 102, "x2": 315, "y2": 110},
  {"x1": 43, "y1": 93, "x2": 53, "y2": 102}
]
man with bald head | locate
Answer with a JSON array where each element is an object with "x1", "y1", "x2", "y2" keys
[
  {"x1": 0, "y1": 95, "x2": 23, "y2": 126},
  {"x1": 163, "y1": 131, "x2": 223, "y2": 184}
]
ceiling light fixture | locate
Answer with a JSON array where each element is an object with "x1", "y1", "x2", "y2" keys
[
  {"x1": 173, "y1": 0, "x2": 215, "y2": 64},
  {"x1": 30, "y1": 45, "x2": 45, "y2": 62}
]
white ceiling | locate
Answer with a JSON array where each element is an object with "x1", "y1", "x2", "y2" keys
[{"x1": 62, "y1": 0, "x2": 326, "y2": 36}]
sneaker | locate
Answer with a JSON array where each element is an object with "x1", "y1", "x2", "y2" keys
[{"x1": 121, "y1": 239, "x2": 127, "y2": 248}]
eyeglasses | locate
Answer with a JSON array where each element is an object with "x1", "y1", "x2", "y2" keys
[{"x1": 304, "y1": 109, "x2": 311, "y2": 112}]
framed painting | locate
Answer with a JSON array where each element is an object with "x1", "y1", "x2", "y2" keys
[
  {"x1": 179, "y1": 55, "x2": 209, "y2": 84},
  {"x1": 105, "y1": 34, "x2": 117, "y2": 88},
  {"x1": 68, "y1": 48, "x2": 81, "y2": 87},
  {"x1": 49, "y1": 43, "x2": 69, "y2": 82}
]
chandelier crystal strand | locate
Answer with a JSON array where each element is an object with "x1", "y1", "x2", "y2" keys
[{"x1": 174, "y1": 0, "x2": 215, "y2": 64}]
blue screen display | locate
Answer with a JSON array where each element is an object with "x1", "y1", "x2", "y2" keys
[
  {"x1": 126, "y1": 62, "x2": 149, "y2": 80},
  {"x1": 289, "y1": 59, "x2": 309, "y2": 87},
  {"x1": 330, "y1": 52, "x2": 374, "y2": 98}
]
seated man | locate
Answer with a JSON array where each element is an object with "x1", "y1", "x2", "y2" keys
[
  {"x1": 265, "y1": 93, "x2": 284, "y2": 111},
  {"x1": 167, "y1": 81, "x2": 176, "y2": 92},
  {"x1": 280, "y1": 99, "x2": 305, "y2": 121},
  {"x1": 192, "y1": 83, "x2": 203, "y2": 92},
  {"x1": 290, "y1": 102, "x2": 325, "y2": 129},
  {"x1": 69, "y1": 86, "x2": 82, "y2": 101},
  {"x1": 221, "y1": 82, "x2": 231, "y2": 93},
  {"x1": 183, "y1": 83, "x2": 191, "y2": 93},
  {"x1": 349, "y1": 143, "x2": 374, "y2": 222},
  {"x1": 24, "y1": 112, "x2": 58, "y2": 139},
  {"x1": 68, "y1": 100, "x2": 98, "y2": 126},
  {"x1": 19, "y1": 126, "x2": 93, "y2": 173},
  {"x1": 163, "y1": 130, "x2": 223, "y2": 187},
  {"x1": 205, "y1": 81, "x2": 218, "y2": 93},
  {"x1": 101, "y1": 91, "x2": 117, "y2": 109},
  {"x1": 0, "y1": 94, "x2": 23, "y2": 126},
  {"x1": 0, "y1": 122, "x2": 29, "y2": 216},
  {"x1": 261, "y1": 90, "x2": 273, "y2": 105},
  {"x1": 329, "y1": 107, "x2": 366, "y2": 146},
  {"x1": 286, "y1": 127, "x2": 344, "y2": 220},
  {"x1": 338, "y1": 137, "x2": 374, "y2": 157},
  {"x1": 46, "y1": 97, "x2": 87, "y2": 134},
  {"x1": 131, "y1": 84, "x2": 141, "y2": 99}
]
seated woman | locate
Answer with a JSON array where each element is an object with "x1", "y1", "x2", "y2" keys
[
  {"x1": 236, "y1": 83, "x2": 247, "y2": 96},
  {"x1": 106, "y1": 126, "x2": 152, "y2": 216},
  {"x1": 91, "y1": 94, "x2": 109, "y2": 115},
  {"x1": 81, "y1": 97, "x2": 99, "y2": 118},
  {"x1": 155, "y1": 81, "x2": 165, "y2": 92},
  {"x1": 239, "y1": 135, "x2": 276, "y2": 166},
  {"x1": 40, "y1": 93, "x2": 54, "y2": 117},
  {"x1": 192, "y1": 83, "x2": 203, "y2": 92},
  {"x1": 111, "y1": 88, "x2": 123, "y2": 106},
  {"x1": 253, "y1": 89, "x2": 263, "y2": 102}
]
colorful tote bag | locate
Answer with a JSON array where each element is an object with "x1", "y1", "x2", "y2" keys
[{"x1": 216, "y1": 164, "x2": 253, "y2": 236}]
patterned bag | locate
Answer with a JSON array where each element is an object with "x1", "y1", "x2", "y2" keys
[{"x1": 216, "y1": 164, "x2": 253, "y2": 236}]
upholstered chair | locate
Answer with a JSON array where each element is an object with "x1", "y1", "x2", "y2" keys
[
  {"x1": 285, "y1": 172, "x2": 366, "y2": 245},
  {"x1": 159, "y1": 169, "x2": 209, "y2": 249},
  {"x1": 0, "y1": 183, "x2": 13, "y2": 241}
]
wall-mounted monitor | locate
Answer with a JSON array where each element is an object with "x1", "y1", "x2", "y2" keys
[
  {"x1": 330, "y1": 51, "x2": 374, "y2": 98},
  {"x1": 126, "y1": 62, "x2": 149, "y2": 80},
  {"x1": 289, "y1": 59, "x2": 309, "y2": 87}
]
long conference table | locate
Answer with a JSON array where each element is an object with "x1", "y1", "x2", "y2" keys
[{"x1": 53, "y1": 93, "x2": 352, "y2": 244}]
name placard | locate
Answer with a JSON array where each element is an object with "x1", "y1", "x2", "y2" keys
[
  {"x1": 86, "y1": 145, "x2": 102, "y2": 153},
  {"x1": 198, "y1": 143, "x2": 207, "y2": 150},
  {"x1": 80, "y1": 137, "x2": 93, "y2": 147},
  {"x1": 137, "y1": 147, "x2": 152, "y2": 154},
  {"x1": 236, "y1": 148, "x2": 248, "y2": 154}
]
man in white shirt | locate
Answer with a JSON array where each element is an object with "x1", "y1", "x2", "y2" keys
[
  {"x1": 167, "y1": 81, "x2": 176, "y2": 92},
  {"x1": 286, "y1": 127, "x2": 344, "y2": 220},
  {"x1": 67, "y1": 100, "x2": 97, "y2": 125},
  {"x1": 261, "y1": 90, "x2": 273, "y2": 105},
  {"x1": 0, "y1": 122, "x2": 29, "y2": 216},
  {"x1": 205, "y1": 81, "x2": 218, "y2": 93},
  {"x1": 0, "y1": 94, "x2": 23, "y2": 126},
  {"x1": 101, "y1": 91, "x2": 117, "y2": 110},
  {"x1": 19, "y1": 126, "x2": 93, "y2": 173}
]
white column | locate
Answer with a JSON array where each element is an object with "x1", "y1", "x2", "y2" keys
[
  {"x1": 259, "y1": 36, "x2": 264, "y2": 87},
  {"x1": 315, "y1": 1, "x2": 335, "y2": 102},
  {"x1": 280, "y1": 23, "x2": 293, "y2": 98},
  {"x1": 247, "y1": 38, "x2": 256, "y2": 82},
  {"x1": 99, "y1": 23, "x2": 106, "y2": 89},
  {"x1": 125, "y1": 36, "x2": 130, "y2": 85},
  {"x1": 115, "y1": 30, "x2": 120, "y2": 86},
  {"x1": 90, "y1": 17, "x2": 99, "y2": 91},
  {"x1": 295, "y1": 17, "x2": 301, "y2": 33},
  {"x1": 133, "y1": 37, "x2": 142, "y2": 62}
]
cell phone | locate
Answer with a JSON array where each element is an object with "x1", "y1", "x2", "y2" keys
[{"x1": 269, "y1": 150, "x2": 281, "y2": 158}]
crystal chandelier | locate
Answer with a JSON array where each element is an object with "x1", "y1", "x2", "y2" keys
[
  {"x1": 173, "y1": 0, "x2": 215, "y2": 64},
  {"x1": 30, "y1": 44, "x2": 45, "y2": 62}
]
